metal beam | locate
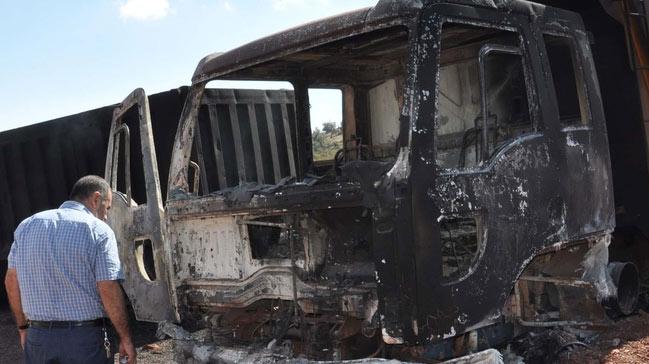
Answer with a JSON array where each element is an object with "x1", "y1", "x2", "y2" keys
[{"x1": 209, "y1": 105, "x2": 228, "y2": 189}]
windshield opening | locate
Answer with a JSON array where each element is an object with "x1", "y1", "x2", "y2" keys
[{"x1": 186, "y1": 26, "x2": 410, "y2": 195}]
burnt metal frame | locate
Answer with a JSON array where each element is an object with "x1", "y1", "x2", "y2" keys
[
  {"x1": 434, "y1": 20, "x2": 541, "y2": 173},
  {"x1": 109, "y1": 124, "x2": 132, "y2": 203},
  {"x1": 160, "y1": 0, "x2": 614, "y2": 350},
  {"x1": 106, "y1": 88, "x2": 166, "y2": 209},
  {"x1": 105, "y1": 88, "x2": 179, "y2": 322},
  {"x1": 383, "y1": 1, "x2": 614, "y2": 346},
  {"x1": 168, "y1": 7, "x2": 417, "y2": 196},
  {"x1": 373, "y1": 4, "x2": 548, "y2": 345},
  {"x1": 162, "y1": 7, "x2": 420, "y2": 345}
]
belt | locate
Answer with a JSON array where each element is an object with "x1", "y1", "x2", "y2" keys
[{"x1": 29, "y1": 318, "x2": 107, "y2": 328}]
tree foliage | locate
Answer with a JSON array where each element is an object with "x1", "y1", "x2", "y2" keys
[{"x1": 312, "y1": 122, "x2": 342, "y2": 161}]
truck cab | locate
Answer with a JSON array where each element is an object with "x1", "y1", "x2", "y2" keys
[{"x1": 105, "y1": 0, "x2": 636, "y2": 359}]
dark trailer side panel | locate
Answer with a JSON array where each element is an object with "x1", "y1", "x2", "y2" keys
[{"x1": 0, "y1": 87, "x2": 188, "y2": 301}]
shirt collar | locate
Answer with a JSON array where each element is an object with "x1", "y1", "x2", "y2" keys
[{"x1": 60, "y1": 200, "x2": 94, "y2": 216}]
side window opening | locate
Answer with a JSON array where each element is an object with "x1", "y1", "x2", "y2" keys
[
  {"x1": 110, "y1": 106, "x2": 145, "y2": 205},
  {"x1": 304, "y1": 27, "x2": 409, "y2": 180},
  {"x1": 330, "y1": 77, "x2": 405, "y2": 174},
  {"x1": 309, "y1": 88, "x2": 343, "y2": 163},
  {"x1": 543, "y1": 34, "x2": 589, "y2": 126},
  {"x1": 436, "y1": 23, "x2": 534, "y2": 170},
  {"x1": 484, "y1": 50, "x2": 533, "y2": 155}
]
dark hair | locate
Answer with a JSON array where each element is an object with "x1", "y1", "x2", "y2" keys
[{"x1": 69, "y1": 175, "x2": 111, "y2": 201}]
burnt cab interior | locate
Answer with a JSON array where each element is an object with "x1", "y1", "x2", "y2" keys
[{"x1": 188, "y1": 25, "x2": 411, "y2": 195}]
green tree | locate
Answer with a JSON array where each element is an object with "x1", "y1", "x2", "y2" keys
[{"x1": 312, "y1": 122, "x2": 342, "y2": 161}]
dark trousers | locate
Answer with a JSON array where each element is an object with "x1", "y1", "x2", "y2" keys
[{"x1": 24, "y1": 326, "x2": 112, "y2": 364}]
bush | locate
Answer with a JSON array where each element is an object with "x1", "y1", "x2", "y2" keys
[{"x1": 312, "y1": 122, "x2": 342, "y2": 161}]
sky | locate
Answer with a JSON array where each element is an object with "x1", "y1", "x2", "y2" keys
[{"x1": 0, "y1": 0, "x2": 377, "y2": 132}]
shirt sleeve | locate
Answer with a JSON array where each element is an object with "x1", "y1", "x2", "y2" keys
[
  {"x1": 7, "y1": 240, "x2": 18, "y2": 269},
  {"x1": 95, "y1": 229, "x2": 124, "y2": 282},
  {"x1": 8, "y1": 219, "x2": 27, "y2": 269}
]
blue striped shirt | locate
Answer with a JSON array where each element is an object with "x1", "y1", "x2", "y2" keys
[{"x1": 8, "y1": 200, "x2": 123, "y2": 321}]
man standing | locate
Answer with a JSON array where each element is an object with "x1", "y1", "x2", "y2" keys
[{"x1": 4, "y1": 175, "x2": 136, "y2": 364}]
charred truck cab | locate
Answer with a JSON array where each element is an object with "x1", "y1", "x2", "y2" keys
[{"x1": 105, "y1": 0, "x2": 641, "y2": 360}]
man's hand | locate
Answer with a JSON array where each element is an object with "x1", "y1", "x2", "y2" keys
[
  {"x1": 119, "y1": 338, "x2": 137, "y2": 364},
  {"x1": 5, "y1": 268, "x2": 28, "y2": 351},
  {"x1": 18, "y1": 328, "x2": 27, "y2": 349},
  {"x1": 97, "y1": 280, "x2": 136, "y2": 363}
]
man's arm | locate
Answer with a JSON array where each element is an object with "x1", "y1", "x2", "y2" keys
[
  {"x1": 97, "y1": 280, "x2": 136, "y2": 363},
  {"x1": 5, "y1": 268, "x2": 28, "y2": 348}
]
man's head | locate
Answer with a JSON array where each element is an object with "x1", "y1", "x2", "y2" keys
[{"x1": 70, "y1": 175, "x2": 113, "y2": 221}]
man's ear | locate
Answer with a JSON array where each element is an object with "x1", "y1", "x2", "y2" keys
[{"x1": 91, "y1": 191, "x2": 102, "y2": 208}]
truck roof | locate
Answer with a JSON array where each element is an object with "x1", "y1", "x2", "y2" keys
[{"x1": 191, "y1": 0, "x2": 554, "y2": 84}]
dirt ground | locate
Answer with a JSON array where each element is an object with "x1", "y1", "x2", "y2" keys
[
  {"x1": 553, "y1": 311, "x2": 649, "y2": 364},
  {"x1": 3, "y1": 306, "x2": 649, "y2": 363},
  {"x1": 508, "y1": 310, "x2": 649, "y2": 364}
]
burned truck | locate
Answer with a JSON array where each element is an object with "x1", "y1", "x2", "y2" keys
[
  {"x1": 3, "y1": 0, "x2": 647, "y2": 361},
  {"x1": 106, "y1": 0, "x2": 649, "y2": 360},
  {"x1": 104, "y1": 0, "x2": 647, "y2": 360}
]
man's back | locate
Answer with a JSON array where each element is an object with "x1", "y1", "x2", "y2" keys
[
  {"x1": 5, "y1": 175, "x2": 136, "y2": 363},
  {"x1": 9, "y1": 200, "x2": 121, "y2": 321}
]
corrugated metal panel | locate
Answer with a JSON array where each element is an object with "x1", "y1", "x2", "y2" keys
[
  {"x1": 0, "y1": 107, "x2": 111, "y2": 259},
  {"x1": 197, "y1": 89, "x2": 297, "y2": 191}
]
